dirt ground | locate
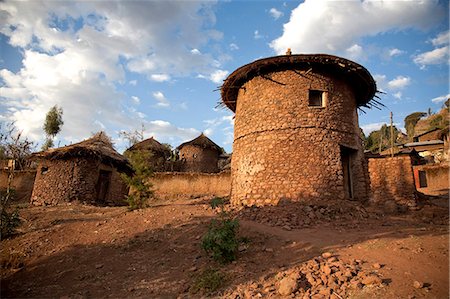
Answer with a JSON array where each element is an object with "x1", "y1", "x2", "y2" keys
[{"x1": 1, "y1": 196, "x2": 448, "y2": 298}]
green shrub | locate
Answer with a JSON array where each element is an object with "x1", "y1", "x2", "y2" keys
[
  {"x1": 122, "y1": 150, "x2": 153, "y2": 210},
  {"x1": 190, "y1": 268, "x2": 226, "y2": 295},
  {"x1": 210, "y1": 196, "x2": 226, "y2": 209},
  {"x1": 0, "y1": 207, "x2": 21, "y2": 239},
  {"x1": 202, "y1": 217, "x2": 239, "y2": 264}
]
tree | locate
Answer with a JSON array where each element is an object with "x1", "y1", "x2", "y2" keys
[
  {"x1": 119, "y1": 124, "x2": 145, "y2": 147},
  {"x1": 43, "y1": 105, "x2": 64, "y2": 150},
  {"x1": 0, "y1": 122, "x2": 34, "y2": 238},
  {"x1": 404, "y1": 112, "x2": 426, "y2": 141},
  {"x1": 364, "y1": 124, "x2": 400, "y2": 153}
]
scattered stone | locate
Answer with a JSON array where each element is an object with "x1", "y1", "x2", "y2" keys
[
  {"x1": 413, "y1": 281, "x2": 424, "y2": 289},
  {"x1": 265, "y1": 248, "x2": 274, "y2": 253},
  {"x1": 278, "y1": 276, "x2": 298, "y2": 296},
  {"x1": 361, "y1": 275, "x2": 382, "y2": 285},
  {"x1": 322, "y1": 252, "x2": 333, "y2": 259},
  {"x1": 372, "y1": 263, "x2": 382, "y2": 269},
  {"x1": 95, "y1": 264, "x2": 103, "y2": 269}
]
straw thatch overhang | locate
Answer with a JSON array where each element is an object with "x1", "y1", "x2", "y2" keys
[
  {"x1": 33, "y1": 132, "x2": 132, "y2": 174},
  {"x1": 221, "y1": 54, "x2": 378, "y2": 112},
  {"x1": 177, "y1": 133, "x2": 222, "y2": 152},
  {"x1": 126, "y1": 137, "x2": 170, "y2": 155}
]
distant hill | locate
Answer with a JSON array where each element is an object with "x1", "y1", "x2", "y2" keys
[{"x1": 414, "y1": 106, "x2": 449, "y2": 137}]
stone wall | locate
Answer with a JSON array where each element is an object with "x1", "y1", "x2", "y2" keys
[
  {"x1": 151, "y1": 171, "x2": 230, "y2": 199},
  {"x1": 231, "y1": 69, "x2": 368, "y2": 206},
  {"x1": 31, "y1": 157, "x2": 127, "y2": 206},
  {"x1": 179, "y1": 145, "x2": 219, "y2": 173},
  {"x1": 368, "y1": 155, "x2": 416, "y2": 206},
  {"x1": 0, "y1": 170, "x2": 36, "y2": 203}
]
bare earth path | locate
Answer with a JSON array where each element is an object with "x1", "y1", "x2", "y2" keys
[{"x1": 1, "y1": 197, "x2": 448, "y2": 298}]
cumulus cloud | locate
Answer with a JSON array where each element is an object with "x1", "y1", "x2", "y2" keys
[
  {"x1": 152, "y1": 91, "x2": 170, "y2": 108},
  {"x1": 131, "y1": 96, "x2": 140, "y2": 104},
  {"x1": 209, "y1": 69, "x2": 229, "y2": 84},
  {"x1": 387, "y1": 76, "x2": 411, "y2": 90},
  {"x1": 431, "y1": 93, "x2": 450, "y2": 104},
  {"x1": 413, "y1": 30, "x2": 449, "y2": 68},
  {"x1": 229, "y1": 43, "x2": 239, "y2": 51},
  {"x1": 345, "y1": 44, "x2": 365, "y2": 61},
  {"x1": 0, "y1": 1, "x2": 223, "y2": 144},
  {"x1": 269, "y1": 8, "x2": 283, "y2": 20},
  {"x1": 389, "y1": 48, "x2": 405, "y2": 57},
  {"x1": 270, "y1": 0, "x2": 444, "y2": 56}
]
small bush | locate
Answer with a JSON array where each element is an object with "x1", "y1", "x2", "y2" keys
[
  {"x1": 210, "y1": 196, "x2": 226, "y2": 209},
  {"x1": 202, "y1": 217, "x2": 239, "y2": 264},
  {"x1": 122, "y1": 150, "x2": 153, "y2": 210},
  {"x1": 190, "y1": 268, "x2": 226, "y2": 295},
  {"x1": 1, "y1": 208, "x2": 21, "y2": 239}
]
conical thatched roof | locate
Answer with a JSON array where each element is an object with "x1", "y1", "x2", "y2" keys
[
  {"x1": 177, "y1": 133, "x2": 222, "y2": 152},
  {"x1": 33, "y1": 132, "x2": 132, "y2": 173},
  {"x1": 126, "y1": 137, "x2": 170, "y2": 154}
]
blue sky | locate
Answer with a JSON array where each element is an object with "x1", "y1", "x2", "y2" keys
[{"x1": 0, "y1": 0, "x2": 448, "y2": 153}]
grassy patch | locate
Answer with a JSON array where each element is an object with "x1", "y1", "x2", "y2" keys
[{"x1": 190, "y1": 268, "x2": 226, "y2": 295}]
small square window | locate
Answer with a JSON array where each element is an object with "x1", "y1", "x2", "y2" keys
[{"x1": 309, "y1": 90, "x2": 325, "y2": 107}]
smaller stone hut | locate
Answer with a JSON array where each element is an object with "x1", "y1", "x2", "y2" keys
[
  {"x1": 178, "y1": 133, "x2": 223, "y2": 173},
  {"x1": 124, "y1": 137, "x2": 171, "y2": 172},
  {"x1": 31, "y1": 132, "x2": 132, "y2": 206}
]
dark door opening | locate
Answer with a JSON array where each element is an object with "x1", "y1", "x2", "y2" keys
[
  {"x1": 340, "y1": 146, "x2": 356, "y2": 199},
  {"x1": 96, "y1": 170, "x2": 112, "y2": 203},
  {"x1": 418, "y1": 170, "x2": 427, "y2": 188}
]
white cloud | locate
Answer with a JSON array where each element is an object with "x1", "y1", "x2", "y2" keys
[
  {"x1": 150, "y1": 74, "x2": 171, "y2": 82},
  {"x1": 229, "y1": 43, "x2": 239, "y2": 51},
  {"x1": 270, "y1": 0, "x2": 443, "y2": 56},
  {"x1": 152, "y1": 91, "x2": 170, "y2": 108},
  {"x1": 345, "y1": 44, "x2": 364, "y2": 61},
  {"x1": 413, "y1": 45, "x2": 449, "y2": 67},
  {"x1": 191, "y1": 48, "x2": 201, "y2": 55},
  {"x1": 431, "y1": 93, "x2": 450, "y2": 104},
  {"x1": 387, "y1": 76, "x2": 411, "y2": 90},
  {"x1": 393, "y1": 92, "x2": 402, "y2": 100},
  {"x1": 0, "y1": 1, "x2": 222, "y2": 144},
  {"x1": 131, "y1": 96, "x2": 140, "y2": 104},
  {"x1": 254, "y1": 30, "x2": 263, "y2": 40},
  {"x1": 388, "y1": 48, "x2": 405, "y2": 57},
  {"x1": 269, "y1": 8, "x2": 283, "y2": 20},
  {"x1": 431, "y1": 30, "x2": 449, "y2": 46},
  {"x1": 209, "y1": 69, "x2": 229, "y2": 84}
]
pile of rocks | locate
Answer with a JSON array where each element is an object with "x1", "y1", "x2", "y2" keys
[
  {"x1": 222, "y1": 253, "x2": 384, "y2": 298},
  {"x1": 234, "y1": 200, "x2": 375, "y2": 230}
]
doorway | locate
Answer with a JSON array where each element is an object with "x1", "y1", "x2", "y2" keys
[
  {"x1": 96, "y1": 170, "x2": 112, "y2": 203},
  {"x1": 340, "y1": 146, "x2": 356, "y2": 199}
]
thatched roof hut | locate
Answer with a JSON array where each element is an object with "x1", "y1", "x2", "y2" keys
[
  {"x1": 31, "y1": 132, "x2": 131, "y2": 206},
  {"x1": 124, "y1": 137, "x2": 171, "y2": 172},
  {"x1": 177, "y1": 134, "x2": 222, "y2": 173}
]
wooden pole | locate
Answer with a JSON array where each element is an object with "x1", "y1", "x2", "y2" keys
[{"x1": 390, "y1": 111, "x2": 394, "y2": 157}]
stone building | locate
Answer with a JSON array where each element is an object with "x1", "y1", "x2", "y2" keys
[
  {"x1": 124, "y1": 137, "x2": 171, "y2": 172},
  {"x1": 221, "y1": 54, "x2": 377, "y2": 206},
  {"x1": 31, "y1": 132, "x2": 132, "y2": 206},
  {"x1": 178, "y1": 133, "x2": 222, "y2": 173}
]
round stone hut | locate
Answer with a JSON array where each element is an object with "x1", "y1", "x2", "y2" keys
[
  {"x1": 124, "y1": 137, "x2": 171, "y2": 172},
  {"x1": 31, "y1": 132, "x2": 132, "y2": 206},
  {"x1": 221, "y1": 54, "x2": 377, "y2": 206},
  {"x1": 178, "y1": 133, "x2": 222, "y2": 173}
]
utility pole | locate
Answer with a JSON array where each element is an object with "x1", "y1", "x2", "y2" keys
[{"x1": 390, "y1": 111, "x2": 394, "y2": 157}]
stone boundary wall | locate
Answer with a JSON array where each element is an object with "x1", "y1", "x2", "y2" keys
[
  {"x1": 413, "y1": 164, "x2": 449, "y2": 191},
  {"x1": 368, "y1": 156, "x2": 416, "y2": 206},
  {"x1": 151, "y1": 171, "x2": 230, "y2": 199},
  {"x1": 0, "y1": 169, "x2": 36, "y2": 203}
]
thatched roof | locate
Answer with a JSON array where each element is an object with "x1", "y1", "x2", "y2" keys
[
  {"x1": 177, "y1": 133, "x2": 222, "y2": 152},
  {"x1": 221, "y1": 54, "x2": 378, "y2": 112},
  {"x1": 33, "y1": 132, "x2": 132, "y2": 173},
  {"x1": 126, "y1": 137, "x2": 170, "y2": 155}
]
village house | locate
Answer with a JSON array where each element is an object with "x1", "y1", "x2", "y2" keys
[
  {"x1": 124, "y1": 137, "x2": 171, "y2": 172},
  {"x1": 31, "y1": 132, "x2": 131, "y2": 206},
  {"x1": 221, "y1": 53, "x2": 378, "y2": 206},
  {"x1": 177, "y1": 133, "x2": 223, "y2": 173}
]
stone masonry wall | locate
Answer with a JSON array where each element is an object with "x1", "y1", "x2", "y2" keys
[
  {"x1": 231, "y1": 69, "x2": 368, "y2": 206},
  {"x1": 368, "y1": 156, "x2": 416, "y2": 206},
  {"x1": 151, "y1": 171, "x2": 230, "y2": 199},
  {"x1": 179, "y1": 145, "x2": 219, "y2": 173},
  {"x1": 31, "y1": 158, "x2": 127, "y2": 206}
]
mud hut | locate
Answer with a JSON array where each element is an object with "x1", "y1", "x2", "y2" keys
[
  {"x1": 124, "y1": 137, "x2": 171, "y2": 172},
  {"x1": 178, "y1": 133, "x2": 222, "y2": 173},
  {"x1": 221, "y1": 53, "x2": 378, "y2": 206},
  {"x1": 31, "y1": 132, "x2": 132, "y2": 206}
]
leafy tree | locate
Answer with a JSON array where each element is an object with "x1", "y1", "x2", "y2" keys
[
  {"x1": 121, "y1": 150, "x2": 153, "y2": 210},
  {"x1": 404, "y1": 112, "x2": 426, "y2": 141},
  {"x1": 0, "y1": 122, "x2": 34, "y2": 238},
  {"x1": 43, "y1": 105, "x2": 64, "y2": 150},
  {"x1": 364, "y1": 124, "x2": 400, "y2": 153}
]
